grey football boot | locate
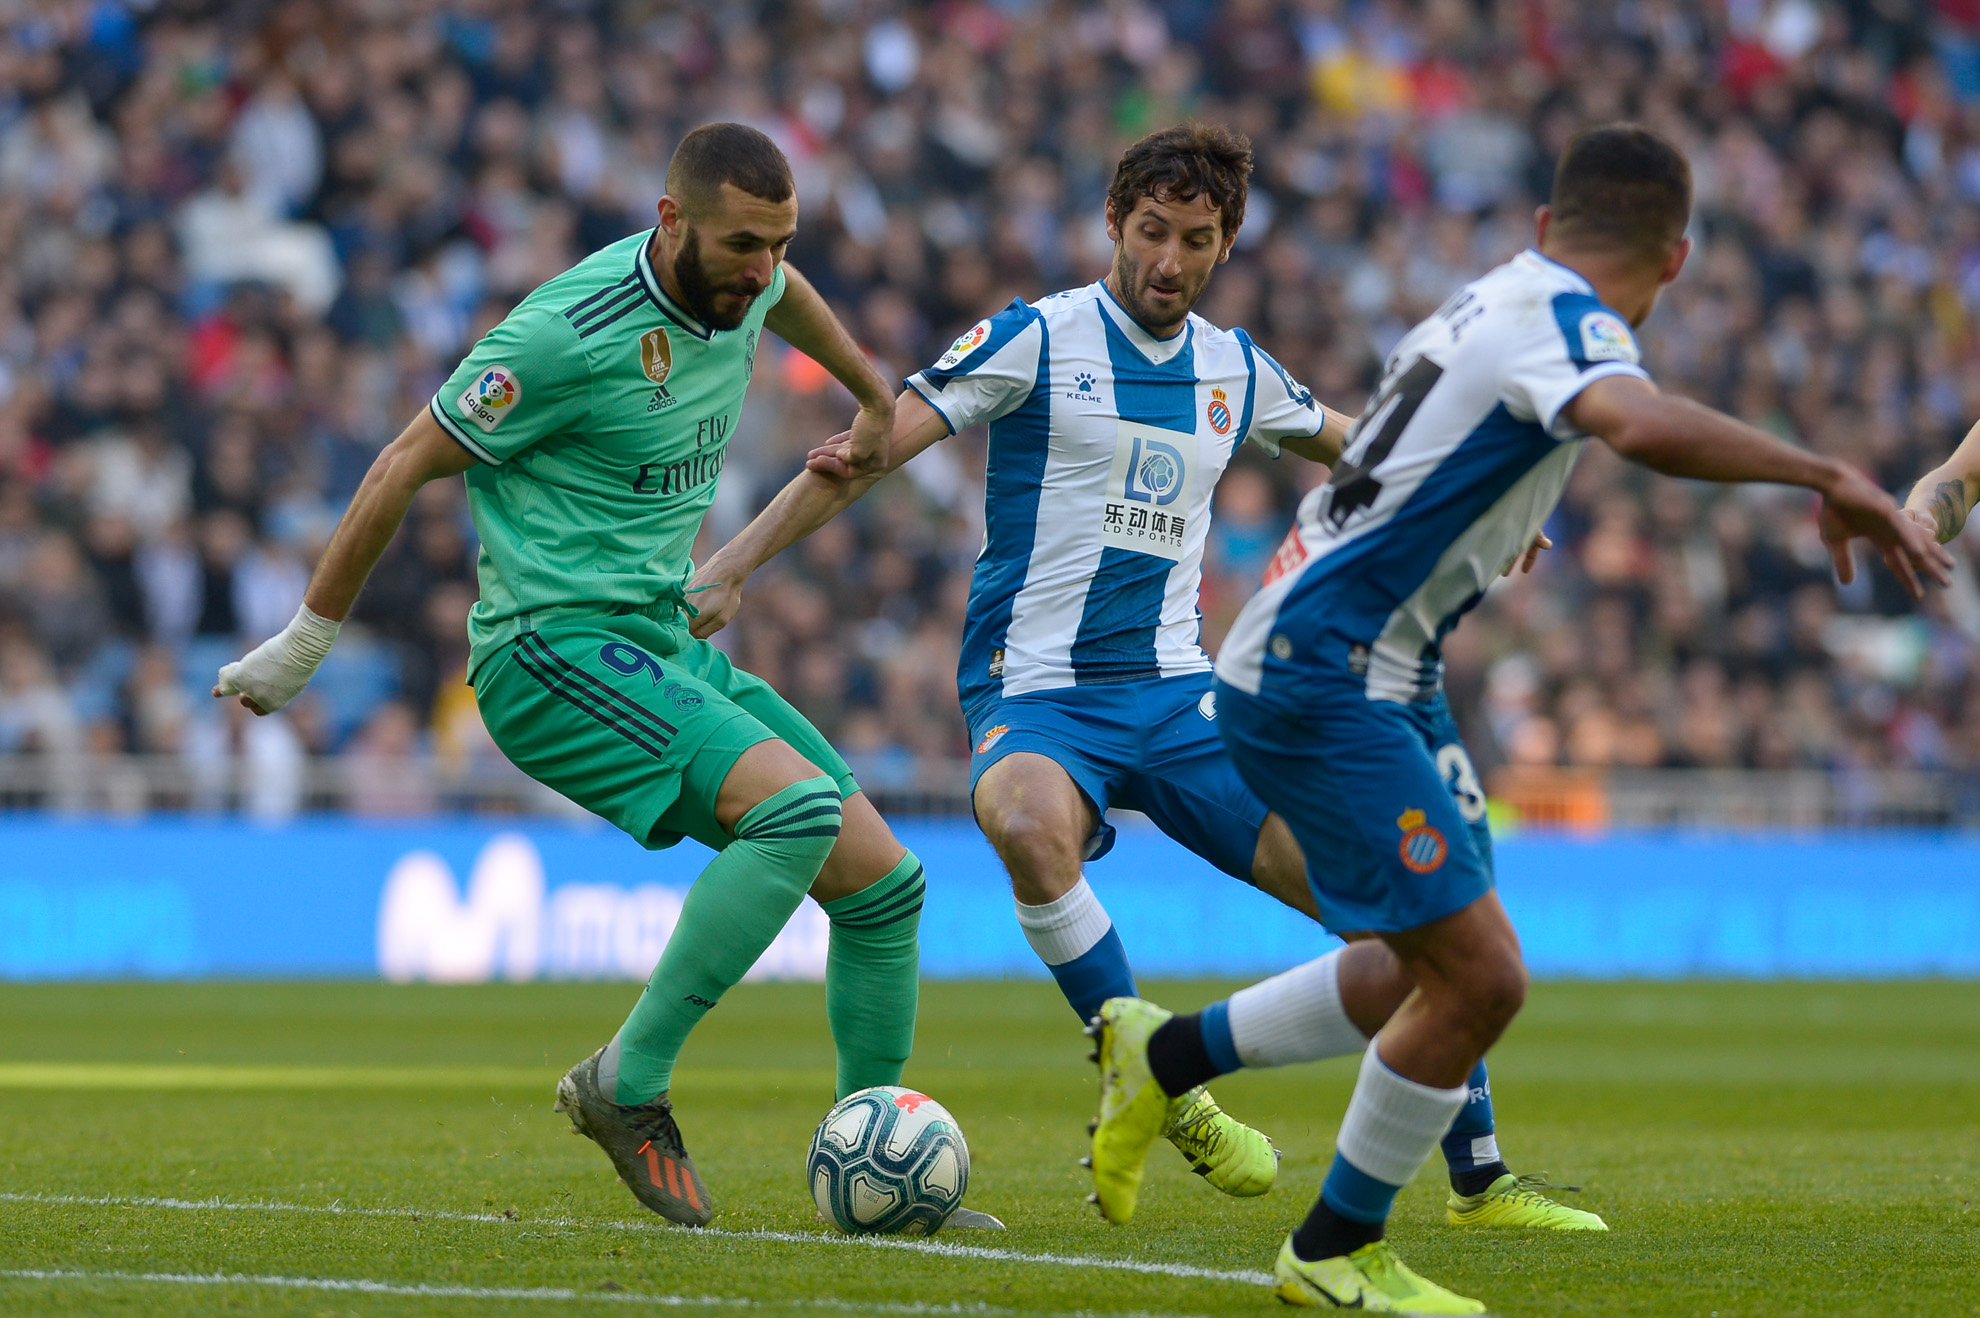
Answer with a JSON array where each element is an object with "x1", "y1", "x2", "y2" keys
[{"x1": 554, "y1": 1046, "x2": 712, "y2": 1226}]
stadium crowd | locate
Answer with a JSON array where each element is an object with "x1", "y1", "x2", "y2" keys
[{"x1": 5, "y1": 0, "x2": 1980, "y2": 815}]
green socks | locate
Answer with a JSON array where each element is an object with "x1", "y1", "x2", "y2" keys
[
  {"x1": 611, "y1": 776, "x2": 843, "y2": 1104},
  {"x1": 821, "y1": 851, "x2": 926, "y2": 1099}
]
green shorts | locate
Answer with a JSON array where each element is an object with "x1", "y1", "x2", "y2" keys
[{"x1": 473, "y1": 613, "x2": 858, "y2": 851}]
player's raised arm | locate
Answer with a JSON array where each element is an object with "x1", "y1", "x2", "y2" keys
[
  {"x1": 687, "y1": 389, "x2": 950, "y2": 640},
  {"x1": 1566, "y1": 374, "x2": 1953, "y2": 596},
  {"x1": 763, "y1": 264, "x2": 895, "y2": 477},
  {"x1": 1902, "y1": 416, "x2": 1980, "y2": 543},
  {"x1": 1276, "y1": 404, "x2": 1354, "y2": 466},
  {"x1": 213, "y1": 408, "x2": 477, "y2": 713}
]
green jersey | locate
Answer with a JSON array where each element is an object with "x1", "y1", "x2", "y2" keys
[{"x1": 430, "y1": 229, "x2": 786, "y2": 673}]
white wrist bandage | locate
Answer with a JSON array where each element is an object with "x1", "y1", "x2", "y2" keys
[{"x1": 214, "y1": 604, "x2": 341, "y2": 713}]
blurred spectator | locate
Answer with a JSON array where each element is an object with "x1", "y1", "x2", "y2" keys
[
  {"x1": 0, "y1": 0, "x2": 1977, "y2": 804},
  {"x1": 344, "y1": 700, "x2": 438, "y2": 817}
]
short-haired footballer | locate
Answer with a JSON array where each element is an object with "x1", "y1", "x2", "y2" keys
[
  {"x1": 216, "y1": 123, "x2": 964, "y2": 1229},
  {"x1": 1085, "y1": 125, "x2": 1946, "y2": 1311},
  {"x1": 694, "y1": 124, "x2": 1590, "y2": 1239}
]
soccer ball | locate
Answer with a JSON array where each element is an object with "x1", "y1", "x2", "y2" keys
[{"x1": 806, "y1": 1085, "x2": 969, "y2": 1235}]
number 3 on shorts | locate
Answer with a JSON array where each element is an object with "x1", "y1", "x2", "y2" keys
[{"x1": 1436, "y1": 743, "x2": 1487, "y2": 823}]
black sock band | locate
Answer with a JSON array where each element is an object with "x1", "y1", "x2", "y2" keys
[
  {"x1": 1145, "y1": 1013, "x2": 1219, "y2": 1097},
  {"x1": 1291, "y1": 1197, "x2": 1385, "y2": 1262}
]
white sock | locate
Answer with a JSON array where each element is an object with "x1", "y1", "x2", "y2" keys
[
  {"x1": 1334, "y1": 1038, "x2": 1470, "y2": 1187},
  {"x1": 1226, "y1": 948, "x2": 1368, "y2": 1068},
  {"x1": 1013, "y1": 877, "x2": 1111, "y2": 966}
]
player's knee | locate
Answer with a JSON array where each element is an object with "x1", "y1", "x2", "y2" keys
[
  {"x1": 737, "y1": 773, "x2": 843, "y2": 868},
  {"x1": 986, "y1": 808, "x2": 1081, "y2": 899},
  {"x1": 1468, "y1": 953, "x2": 1528, "y2": 1032}
]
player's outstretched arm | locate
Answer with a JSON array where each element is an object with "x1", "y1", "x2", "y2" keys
[
  {"x1": 763, "y1": 264, "x2": 895, "y2": 477},
  {"x1": 687, "y1": 389, "x2": 952, "y2": 639},
  {"x1": 1567, "y1": 374, "x2": 1953, "y2": 597},
  {"x1": 213, "y1": 409, "x2": 477, "y2": 714},
  {"x1": 1902, "y1": 416, "x2": 1980, "y2": 544},
  {"x1": 1277, "y1": 402, "x2": 1355, "y2": 466}
]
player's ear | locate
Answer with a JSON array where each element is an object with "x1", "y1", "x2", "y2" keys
[
  {"x1": 1661, "y1": 234, "x2": 1692, "y2": 286},
  {"x1": 1104, "y1": 197, "x2": 1123, "y2": 244},
  {"x1": 1533, "y1": 204, "x2": 1552, "y2": 246},
  {"x1": 656, "y1": 194, "x2": 686, "y2": 240},
  {"x1": 1217, "y1": 225, "x2": 1238, "y2": 263}
]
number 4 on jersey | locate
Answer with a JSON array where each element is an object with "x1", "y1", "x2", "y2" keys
[{"x1": 1323, "y1": 357, "x2": 1445, "y2": 528}]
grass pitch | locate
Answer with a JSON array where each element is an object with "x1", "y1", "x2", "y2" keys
[{"x1": 0, "y1": 978, "x2": 1974, "y2": 1316}]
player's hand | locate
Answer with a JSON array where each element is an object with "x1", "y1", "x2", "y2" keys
[
  {"x1": 844, "y1": 404, "x2": 891, "y2": 478},
  {"x1": 1504, "y1": 531, "x2": 1552, "y2": 577},
  {"x1": 1817, "y1": 466, "x2": 1955, "y2": 597},
  {"x1": 1900, "y1": 505, "x2": 1943, "y2": 541},
  {"x1": 212, "y1": 604, "x2": 341, "y2": 715},
  {"x1": 805, "y1": 429, "x2": 859, "y2": 481},
  {"x1": 685, "y1": 564, "x2": 744, "y2": 639}
]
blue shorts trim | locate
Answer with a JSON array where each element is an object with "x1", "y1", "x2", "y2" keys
[
  {"x1": 966, "y1": 673, "x2": 1268, "y2": 881},
  {"x1": 1214, "y1": 678, "x2": 1493, "y2": 935}
]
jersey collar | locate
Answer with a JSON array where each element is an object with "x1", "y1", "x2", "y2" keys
[
  {"x1": 1095, "y1": 280, "x2": 1192, "y2": 366},
  {"x1": 634, "y1": 230, "x2": 714, "y2": 340},
  {"x1": 1518, "y1": 247, "x2": 1596, "y2": 296}
]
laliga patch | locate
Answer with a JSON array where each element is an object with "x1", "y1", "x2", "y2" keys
[
  {"x1": 935, "y1": 319, "x2": 992, "y2": 370},
  {"x1": 458, "y1": 365, "x2": 521, "y2": 432},
  {"x1": 1396, "y1": 807, "x2": 1448, "y2": 874},
  {"x1": 1577, "y1": 311, "x2": 1637, "y2": 364},
  {"x1": 974, "y1": 724, "x2": 1009, "y2": 755}
]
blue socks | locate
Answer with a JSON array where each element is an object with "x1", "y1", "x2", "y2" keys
[
  {"x1": 1320, "y1": 1152, "x2": 1401, "y2": 1223},
  {"x1": 1441, "y1": 1059, "x2": 1510, "y2": 1194},
  {"x1": 1013, "y1": 878, "x2": 1136, "y2": 1022},
  {"x1": 1049, "y1": 927, "x2": 1136, "y2": 1022}
]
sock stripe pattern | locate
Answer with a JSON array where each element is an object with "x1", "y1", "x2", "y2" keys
[
  {"x1": 749, "y1": 787, "x2": 843, "y2": 826},
  {"x1": 738, "y1": 788, "x2": 844, "y2": 840},
  {"x1": 827, "y1": 865, "x2": 926, "y2": 929},
  {"x1": 1226, "y1": 949, "x2": 1369, "y2": 1069},
  {"x1": 513, "y1": 633, "x2": 679, "y2": 755},
  {"x1": 1333, "y1": 1039, "x2": 1471, "y2": 1189}
]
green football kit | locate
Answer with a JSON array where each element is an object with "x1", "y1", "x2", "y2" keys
[{"x1": 430, "y1": 230, "x2": 921, "y2": 1107}]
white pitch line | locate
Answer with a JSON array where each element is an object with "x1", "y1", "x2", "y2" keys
[
  {"x1": 0, "y1": 1190, "x2": 1274, "y2": 1287},
  {"x1": 0, "y1": 1267, "x2": 986, "y2": 1311},
  {"x1": 0, "y1": 1268, "x2": 1217, "y2": 1318}
]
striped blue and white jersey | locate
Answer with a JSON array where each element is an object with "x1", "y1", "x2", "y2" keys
[
  {"x1": 906, "y1": 281, "x2": 1325, "y2": 715},
  {"x1": 1217, "y1": 250, "x2": 1650, "y2": 705}
]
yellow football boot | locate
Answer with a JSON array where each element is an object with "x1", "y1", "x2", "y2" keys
[
  {"x1": 1273, "y1": 1235, "x2": 1486, "y2": 1313},
  {"x1": 1164, "y1": 1085, "x2": 1278, "y2": 1197},
  {"x1": 1082, "y1": 997, "x2": 1177, "y2": 1224},
  {"x1": 1446, "y1": 1172, "x2": 1607, "y2": 1231}
]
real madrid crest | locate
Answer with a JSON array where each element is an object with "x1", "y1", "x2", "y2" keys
[{"x1": 640, "y1": 327, "x2": 673, "y2": 384}]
